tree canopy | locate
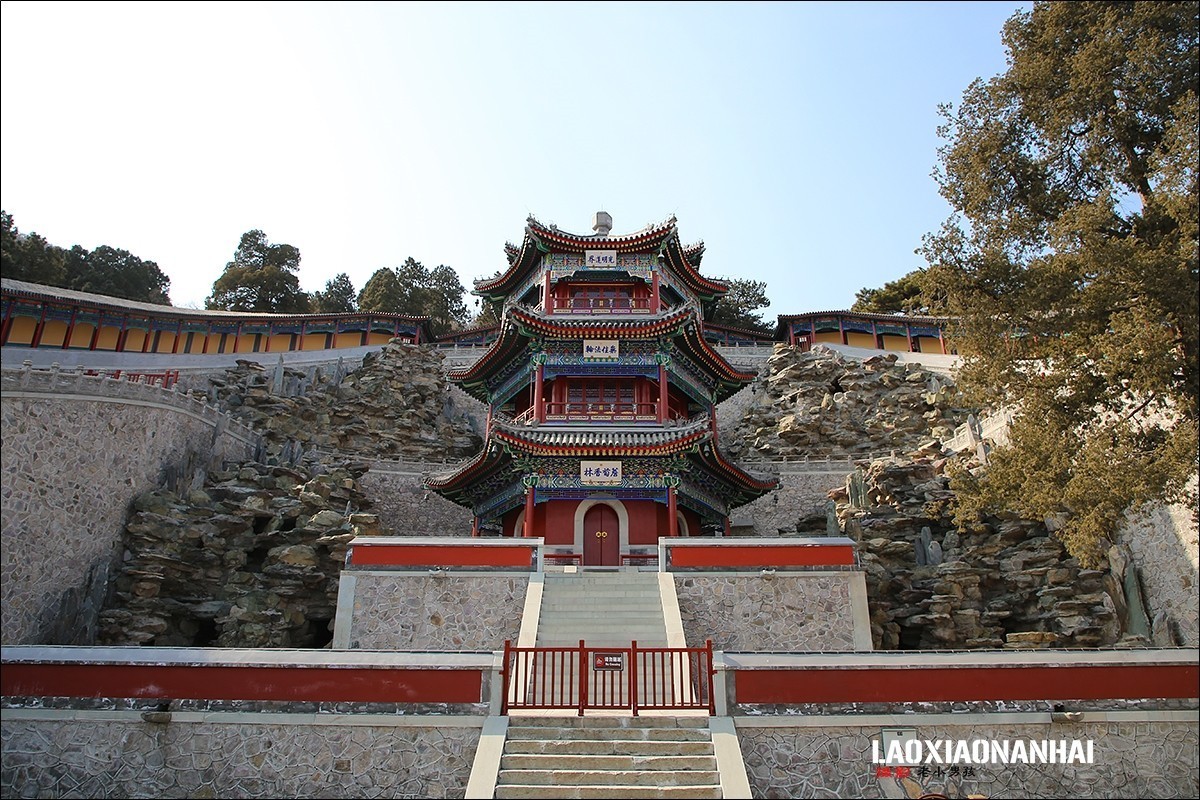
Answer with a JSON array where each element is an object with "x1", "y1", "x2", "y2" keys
[
  {"x1": 709, "y1": 278, "x2": 773, "y2": 334},
  {"x1": 357, "y1": 258, "x2": 469, "y2": 336},
  {"x1": 2, "y1": 210, "x2": 172, "y2": 304},
  {"x1": 311, "y1": 272, "x2": 357, "y2": 313},
  {"x1": 923, "y1": 1, "x2": 1198, "y2": 565},
  {"x1": 206, "y1": 230, "x2": 310, "y2": 313},
  {"x1": 852, "y1": 270, "x2": 932, "y2": 315}
]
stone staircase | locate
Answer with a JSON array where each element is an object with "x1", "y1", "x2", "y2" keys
[
  {"x1": 536, "y1": 571, "x2": 668, "y2": 647},
  {"x1": 493, "y1": 716, "x2": 722, "y2": 799}
]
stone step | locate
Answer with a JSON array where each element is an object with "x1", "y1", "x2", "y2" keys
[
  {"x1": 536, "y1": 625, "x2": 667, "y2": 635},
  {"x1": 505, "y1": 727, "x2": 712, "y2": 742},
  {"x1": 544, "y1": 597, "x2": 667, "y2": 604},
  {"x1": 503, "y1": 739, "x2": 716, "y2": 756},
  {"x1": 507, "y1": 716, "x2": 710, "y2": 728},
  {"x1": 496, "y1": 769, "x2": 720, "y2": 787},
  {"x1": 494, "y1": 784, "x2": 721, "y2": 799},
  {"x1": 501, "y1": 754, "x2": 717, "y2": 772}
]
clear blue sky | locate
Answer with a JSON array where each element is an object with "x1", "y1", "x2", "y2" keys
[{"x1": 1, "y1": 1, "x2": 1028, "y2": 316}]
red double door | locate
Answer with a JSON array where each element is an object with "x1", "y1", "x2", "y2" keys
[{"x1": 582, "y1": 505, "x2": 619, "y2": 566}]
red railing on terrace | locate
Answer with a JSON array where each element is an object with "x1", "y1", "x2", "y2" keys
[
  {"x1": 543, "y1": 401, "x2": 661, "y2": 420},
  {"x1": 501, "y1": 639, "x2": 715, "y2": 716},
  {"x1": 553, "y1": 298, "x2": 652, "y2": 313}
]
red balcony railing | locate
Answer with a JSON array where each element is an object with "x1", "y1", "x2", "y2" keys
[
  {"x1": 553, "y1": 297, "x2": 652, "y2": 314},
  {"x1": 543, "y1": 401, "x2": 661, "y2": 420}
]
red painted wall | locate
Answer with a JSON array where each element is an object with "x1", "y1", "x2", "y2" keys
[
  {"x1": 668, "y1": 543, "x2": 855, "y2": 568},
  {"x1": 503, "y1": 498, "x2": 704, "y2": 544},
  {"x1": 350, "y1": 543, "x2": 536, "y2": 568},
  {"x1": 1, "y1": 664, "x2": 484, "y2": 704},
  {"x1": 735, "y1": 664, "x2": 1200, "y2": 704}
]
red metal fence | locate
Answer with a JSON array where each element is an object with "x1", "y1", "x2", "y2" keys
[{"x1": 501, "y1": 639, "x2": 715, "y2": 716}]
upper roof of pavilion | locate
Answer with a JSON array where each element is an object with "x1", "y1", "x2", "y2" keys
[{"x1": 474, "y1": 215, "x2": 730, "y2": 305}]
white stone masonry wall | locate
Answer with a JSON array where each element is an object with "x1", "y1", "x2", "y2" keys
[
  {"x1": 737, "y1": 717, "x2": 1198, "y2": 799},
  {"x1": 1119, "y1": 473, "x2": 1200, "y2": 647},
  {"x1": 1, "y1": 714, "x2": 479, "y2": 799},
  {"x1": 675, "y1": 573, "x2": 857, "y2": 651},
  {"x1": 1, "y1": 368, "x2": 257, "y2": 646},
  {"x1": 347, "y1": 573, "x2": 528, "y2": 650},
  {"x1": 356, "y1": 465, "x2": 474, "y2": 535}
]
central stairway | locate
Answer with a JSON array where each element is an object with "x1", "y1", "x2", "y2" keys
[
  {"x1": 535, "y1": 571, "x2": 668, "y2": 647},
  {"x1": 494, "y1": 716, "x2": 722, "y2": 799}
]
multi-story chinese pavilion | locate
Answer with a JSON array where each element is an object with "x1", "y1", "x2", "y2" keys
[{"x1": 427, "y1": 213, "x2": 776, "y2": 565}]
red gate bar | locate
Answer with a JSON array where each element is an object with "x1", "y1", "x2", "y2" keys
[{"x1": 501, "y1": 640, "x2": 715, "y2": 716}]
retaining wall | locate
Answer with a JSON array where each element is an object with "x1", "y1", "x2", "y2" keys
[
  {"x1": 0, "y1": 367, "x2": 258, "y2": 646},
  {"x1": 0, "y1": 711, "x2": 480, "y2": 799},
  {"x1": 1118, "y1": 473, "x2": 1200, "y2": 647},
  {"x1": 736, "y1": 714, "x2": 1197, "y2": 799},
  {"x1": 339, "y1": 572, "x2": 529, "y2": 651}
]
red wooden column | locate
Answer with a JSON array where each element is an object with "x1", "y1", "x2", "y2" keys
[
  {"x1": 30, "y1": 304, "x2": 48, "y2": 348},
  {"x1": 838, "y1": 315, "x2": 846, "y2": 345},
  {"x1": 522, "y1": 482, "x2": 536, "y2": 538},
  {"x1": 651, "y1": 271, "x2": 661, "y2": 313},
  {"x1": 471, "y1": 516, "x2": 481, "y2": 537},
  {"x1": 657, "y1": 362, "x2": 669, "y2": 423},
  {"x1": 905, "y1": 322, "x2": 914, "y2": 353},
  {"x1": 0, "y1": 302, "x2": 13, "y2": 346},
  {"x1": 61, "y1": 306, "x2": 78, "y2": 349},
  {"x1": 88, "y1": 314, "x2": 102, "y2": 351},
  {"x1": 939, "y1": 326, "x2": 947, "y2": 354},
  {"x1": 115, "y1": 315, "x2": 129, "y2": 352},
  {"x1": 543, "y1": 273, "x2": 554, "y2": 315},
  {"x1": 172, "y1": 320, "x2": 183, "y2": 354},
  {"x1": 666, "y1": 481, "x2": 679, "y2": 538}
]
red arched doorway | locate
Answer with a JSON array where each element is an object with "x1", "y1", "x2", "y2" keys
[{"x1": 583, "y1": 504, "x2": 620, "y2": 566}]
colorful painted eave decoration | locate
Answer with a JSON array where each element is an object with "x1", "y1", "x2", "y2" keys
[
  {"x1": 492, "y1": 424, "x2": 710, "y2": 459},
  {"x1": 446, "y1": 323, "x2": 529, "y2": 388},
  {"x1": 675, "y1": 325, "x2": 759, "y2": 385},
  {"x1": 695, "y1": 445, "x2": 779, "y2": 493},
  {"x1": 509, "y1": 306, "x2": 695, "y2": 340},
  {"x1": 424, "y1": 447, "x2": 506, "y2": 495},
  {"x1": 661, "y1": 235, "x2": 728, "y2": 298}
]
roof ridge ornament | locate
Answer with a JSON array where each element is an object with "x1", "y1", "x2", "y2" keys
[{"x1": 592, "y1": 210, "x2": 613, "y2": 236}]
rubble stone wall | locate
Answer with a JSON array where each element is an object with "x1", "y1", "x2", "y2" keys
[
  {"x1": 674, "y1": 573, "x2": 857, "y2": 651},
  {"x1": 731, "y1": 468, "x2": 853, "y2": 536},
  {"x1": 1118, "y1": 473, "x2": 1200, "y2": 647},
  {"x1": 1, "y1": 371, "x2": 257, "y2": 647},
  {"x1": 347, "y1": 573, "x2": 528, "y2": 650},
  {"x1": 0, "y1": 713, "x2": 480, "y2": 799},
  {"x1": 356, "y1": 465, "x2": 474, "y2": 536},
  {"x1": 737, "y1": 717, "x2": 1199, "y2": 799}
]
